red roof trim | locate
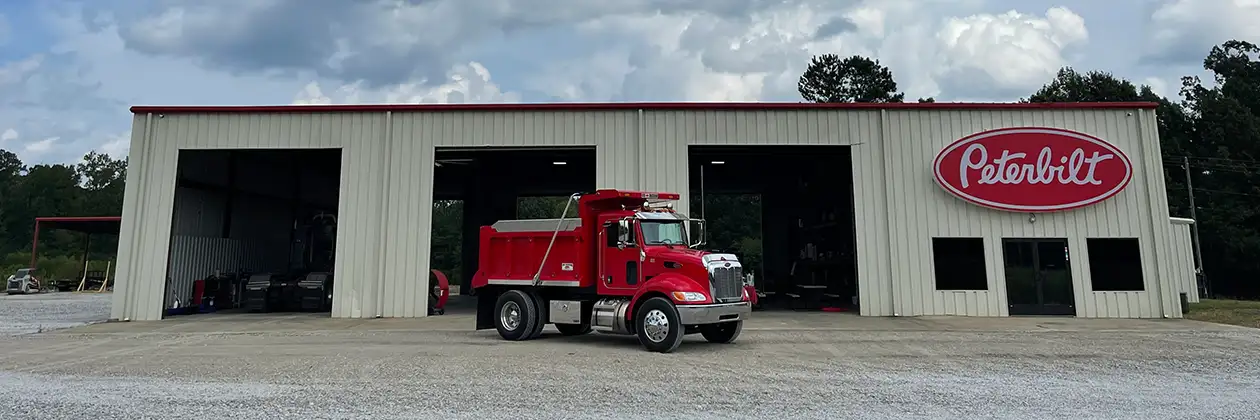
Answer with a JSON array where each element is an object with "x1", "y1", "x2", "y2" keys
[
  {"x1": 130, "y1": 101, "x2": 1160, "y2": 114},
  {"x1": 35, "y1": 216, "x2": 122, "y2": 223}
]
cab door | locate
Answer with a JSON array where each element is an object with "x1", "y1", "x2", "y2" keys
[{"x1": 600, "y1": 218, "x2": 641, "y2": 293}]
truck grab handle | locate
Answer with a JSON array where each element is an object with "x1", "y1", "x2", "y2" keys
[{"x1": 532, "y1": 192, "x2": 582, "y2": 287}]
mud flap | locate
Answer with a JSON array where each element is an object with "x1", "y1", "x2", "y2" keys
[{"x1": 475, "y1": 291, "x2": 496, "y2": 330}]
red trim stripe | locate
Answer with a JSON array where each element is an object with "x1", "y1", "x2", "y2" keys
[{"x1": 130, "y1": 101, "x2": 1160, "y2": 114}]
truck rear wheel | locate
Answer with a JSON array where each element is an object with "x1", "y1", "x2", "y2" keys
[
  {"x1": 524, "y1": 290, "x2": 547, "y2": 340},
  {"x1": 700, "y1": 320, "x2": 743, "y2": 344},
  {"x1": 635, "y1": 297, "x2": 685, "y2": 353},
  {"x1": 494, "y1": 289, "x2": 539, "y2": 341}
]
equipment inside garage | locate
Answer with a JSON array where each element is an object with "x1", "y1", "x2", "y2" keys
[
  {"x1": 163, "y1": 149, "x2": 341, "y2": 317},
  {"x1": 690, "y1": 146, "x2": 858, "y2": 312},
  {"x1": 430, "y1": 147, "x2": 596, "y2": 295}
]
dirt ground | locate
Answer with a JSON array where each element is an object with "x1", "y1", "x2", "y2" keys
[{"x1": 2, "y1": 297, "x2": 1259, "y2": 419}]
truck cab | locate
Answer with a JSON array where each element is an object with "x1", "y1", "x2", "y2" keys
[{"x1": 471, "y1": 189, "x2": 751, "y2": 353}]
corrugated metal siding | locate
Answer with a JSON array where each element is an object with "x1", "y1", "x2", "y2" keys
[
  {"x1": 116, "y1": 107, "x2": 1177, "y2": 320},
  {"x1": 877, "y1": 109, "x2": 1177, "y2": 318},
  {"x1": 853, "y1": 111, "x2": 894, "y2": 316},
  {"x1": 165, "y1": 235, "x2": 245, "y2": 308},
  {"x1": 1168, "y1": 220, "x2": 1199, "y2": 302},
  {"x1": 113, "y1": 113, "x2": 384, "y2": 321},
  {"x1": 379, "y1": 111, "x2": 640, "y2": 317},
  {"x1": 640, "y1": 109, "x2": 892, "y2": 315},
  {"x1": 170, "y1": 187, "x2": 226, "y2": 237}
]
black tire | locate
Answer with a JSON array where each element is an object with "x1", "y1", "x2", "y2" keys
[
  {"x1": 555, "y1": 322, "x2": 592, "y2": 336},
  {"x1": 524, "y1": 290, "x2": 547, "y2": 340},
  {"x1": 635, "y1": 297, "x2": 685, "y2": 353},
  {"x1": 494, "y1": 290, "x2": 539, "y2": 341},
  {"x1": 700, "y1": 320, "x2": 743, "y2": 344}
]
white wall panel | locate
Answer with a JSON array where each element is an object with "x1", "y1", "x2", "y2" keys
[
  {"x1": 878, "y1": 108, "x2": 1176, "y2": 318},
  {"x1": 376, "y1": 111, "x2": 642, "y2": 317},
  {"x1": 1168, "y1": 219, "x2": 1199, "y2": 303},
  {"x1": 114, "y1": 112, "x2": 384, "y2": 321},
  {"x1": 117, "y1": 105, "x2": 1176, "y2": 321}
]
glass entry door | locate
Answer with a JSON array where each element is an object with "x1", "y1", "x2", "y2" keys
[{"x1": 1002, "y1": 238, "x2": 1076, "y2": 316}]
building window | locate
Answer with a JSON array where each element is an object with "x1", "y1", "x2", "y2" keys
[
  {"x1": 1087, "y1": 238, "x2": 1144, "y2": 291},
  {"x1": 932, "y1": 237, "x2": 988, "y2": 290}
]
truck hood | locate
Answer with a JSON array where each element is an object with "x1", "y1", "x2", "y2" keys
[{"x1": 646, "y1": 247, "x2": 740, "y2": 266}]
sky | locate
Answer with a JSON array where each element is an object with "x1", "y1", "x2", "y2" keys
[{"x1": 0, "y1": 0, "x2": 1256, "y2": 165}]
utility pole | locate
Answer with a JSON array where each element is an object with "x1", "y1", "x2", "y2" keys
[{"x1": 1183, "y1": 156, "x2": 1210, "y2": 298}]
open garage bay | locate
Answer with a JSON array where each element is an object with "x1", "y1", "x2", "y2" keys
[
  {"x1": 430, "y1": 147, "x2": 596, "y2": 295},
  {"x1": 165, "y1": 149, "x2": 343, "y2": 319}
]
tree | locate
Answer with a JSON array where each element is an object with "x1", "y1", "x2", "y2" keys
[
  {"x1": 798, "y1": 54, "x2": 905, "y2": 103},
  {"x1": 1026, "y1": 67, "x2": 1154, "y2": 103},
  {"x1": 76, "y1": 151, "x2": 128, "y2": 217},
  {"x1": 917, "y1": 97, "x2": 936, "y2": 103},
  {"x1": 1025, "y1": 40, "x2": 1260, "y2": 299}
]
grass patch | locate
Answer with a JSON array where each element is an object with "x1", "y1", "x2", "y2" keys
[{"x1": 1186, "y1": 299, "x2": 1260, "y2": 329}]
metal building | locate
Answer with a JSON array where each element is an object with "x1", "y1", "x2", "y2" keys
[{"x1": 111, "y1": 102, "x2": 1199, "y2": 322}]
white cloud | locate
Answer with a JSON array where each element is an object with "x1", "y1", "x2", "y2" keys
[
  {"x1": 4, "y1": 0, "x2": 1248, "y2": 165},
  {"x1": 0, "y1": 128, "x2": 16, "y2": 142},
  {"x1": 1144, "y1": 76, "x2": 1172, "y2": 98},
  {"x1": 1145, "y1": 0, "x2": 1260, "y2": 63},
  {"x1": 292, "y1": 62, "x2": 522, "y2": 105},
  {"x1": 100, "y1": 131, "x2": 131, "y2": 158},
  {"x1": 530, "y1": 3, "x2": 1089, "y2": 102},
  {"x1": 931, "y1": 7, "x2": 1089, "y2": 99},
  {"x1": 24, "y1": 137, "x2": 58, "y2": 154},
  {"x1": 0, "y1": 56, "x2": 43, "y2": 85}
]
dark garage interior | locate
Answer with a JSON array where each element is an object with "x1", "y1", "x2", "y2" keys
[
  {"x1": 689, "y1": 145, "x2": 859, "y2": 312},
  {"x1": 163, "y1": 148, "x2": 342, "y2": 318},
  {"x1": 429, "y1": 147, "x2": 597, "y2": 294}
]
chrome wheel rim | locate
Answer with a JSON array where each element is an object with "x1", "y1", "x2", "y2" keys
[
  {"x1": 643, "y1": 309, "x2": 670, "y2": 343},
  {"x1": 500, "y1": 301, "x2": 521, "y2": 331}
]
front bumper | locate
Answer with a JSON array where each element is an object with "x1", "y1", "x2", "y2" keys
[{"x1": 676, "y1": 301, "x2": 751, "y2": 325}]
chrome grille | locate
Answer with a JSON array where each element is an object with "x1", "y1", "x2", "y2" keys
[{"x1": 709, "y1": 266, "x2": 743, "y2": 302}]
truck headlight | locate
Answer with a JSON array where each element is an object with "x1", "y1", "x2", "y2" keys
[{"x1": 671, "y1": 291, "x2": 707, "y2": 302}]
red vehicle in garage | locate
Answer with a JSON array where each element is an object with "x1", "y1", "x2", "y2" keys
[{"x1": 471, "y1": 189, "x2": 752, "y2": 353}]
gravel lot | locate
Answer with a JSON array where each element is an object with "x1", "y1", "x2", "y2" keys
[
  {"x1": 0, "y1": 292, "x2": 111, "y2": 336},
  {"x1": 0, "y1": 309, "x2": 1258, "y2": 419}
]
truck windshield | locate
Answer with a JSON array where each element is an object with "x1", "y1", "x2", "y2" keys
[{"x1": 641, "y1": 221, "x2": 686, "y2": 246}]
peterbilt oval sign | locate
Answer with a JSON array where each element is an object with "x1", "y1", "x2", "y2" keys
[{"x1": 932, "y1": 127, "x2": 1133, "y2": 212}]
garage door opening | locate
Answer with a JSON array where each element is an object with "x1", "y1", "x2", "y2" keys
[
  {"x1": 163, "y1": 148, "x2": 342, "y2": 318},
  {"x1": 430, "y1": 147, "x2": 596, "y2": 296},
  {"x1": 690, "y1": 146, "x2": 858, "y2": 312}
]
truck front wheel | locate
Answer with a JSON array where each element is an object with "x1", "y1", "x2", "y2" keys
[
  {"x1": 699, "y1": 320, "x2": 743, "y2": 344},
  {"x1": 635, "y1": 297, "x2": 685, "y2": 353},
  {"x1": 494, "y1": 289, "x2": 539, "y2": 341}
]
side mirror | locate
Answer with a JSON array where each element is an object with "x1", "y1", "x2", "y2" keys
[
  {"x1": 617, "y1": 218, "x2": 633, "y2": 248},
  {"x1": 689, "y1": 219, "x2": 707, "y2": 248}
]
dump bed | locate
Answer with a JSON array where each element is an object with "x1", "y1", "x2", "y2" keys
[{"x1": 471, "y1": 218, "x2": 590, "y2": 289}]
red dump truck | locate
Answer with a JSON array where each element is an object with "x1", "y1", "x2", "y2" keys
[{"x1": 471, "y1": 189, "x2": 752, "y2": 353}]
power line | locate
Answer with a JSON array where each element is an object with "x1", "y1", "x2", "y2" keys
[
  {"x1": 1165, "y1": 154, "x2": 1260, "y2": 165},
  {"x1": 1162, "y1": 161, "x2": 1260, "y2": 174},
  {"x1": 1167, "y1": 186, "x2": 1260, "y2": 198}
]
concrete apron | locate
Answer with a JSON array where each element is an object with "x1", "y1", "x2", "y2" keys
[{"x1": 52, "y1": 308, "x2": 1235, "y2": 336}]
